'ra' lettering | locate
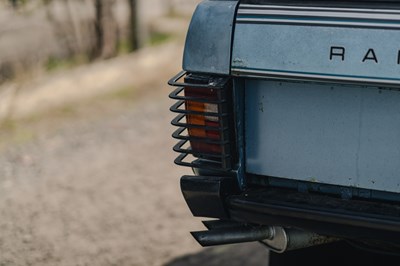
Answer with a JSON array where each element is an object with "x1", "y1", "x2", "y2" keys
[{"x1": 329, "y1": 46, "x2": 383, "y2": 64}]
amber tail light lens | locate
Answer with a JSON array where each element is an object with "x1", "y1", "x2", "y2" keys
[
  {"x1": 169, "y1": 71, "x2": 235, "y2": 171},
  {"x1": 185, "y1": 86, "x2": 222, "y2": 154}
]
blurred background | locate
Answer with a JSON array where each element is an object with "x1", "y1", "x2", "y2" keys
[{"x1": 0, "y1": 0, "x2": 269, "y2": 265}]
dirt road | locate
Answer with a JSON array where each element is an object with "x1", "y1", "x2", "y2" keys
[
  {"x1": 0, "y1": 0, "x2": 272, "y2": 263},
  {"x1": 0, "y1": 83, "x2": 269, "y2": 265}
]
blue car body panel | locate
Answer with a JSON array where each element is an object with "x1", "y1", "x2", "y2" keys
[
  {"x1": 183, "y1": 0, "x2": 239, "y2": 75},
  {"x1": 245, "y1": 79, "x2": 400, "y2": 193},
  {"x1": 231, "y1": 4, "x2": 400, "y2": 194}
]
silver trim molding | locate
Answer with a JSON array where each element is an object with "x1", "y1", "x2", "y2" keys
[
  {"x1": 231, "y1": 68, "x2": 400, "y2": 87},
  {"x1": 237, "y1": 4, "x2": 400, "y2": 29}
]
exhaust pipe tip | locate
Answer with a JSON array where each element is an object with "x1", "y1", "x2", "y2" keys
[
  {"x1": 191, "y1": 222, "x2": 340, "y2": 251},
  {"x1": 191, "y1": 226, "x2": 274, "y2": 247}
]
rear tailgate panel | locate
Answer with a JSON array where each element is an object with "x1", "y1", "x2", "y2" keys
[
  {"x1": 244, "y1": 80, "x2": 400, "y2": 193},
  {"x1": 232, "y1": 4, "x2": 400, "y2": 193}
]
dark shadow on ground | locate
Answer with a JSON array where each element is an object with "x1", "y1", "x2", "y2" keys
[
  {"x1": 164, "y1": 242, "x2": 269, "y2": 266},
  {"x1": 165, "y1": 241, "x2": 400, "y2": 266}
]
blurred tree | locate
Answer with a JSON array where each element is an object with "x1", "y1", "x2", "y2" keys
[
  {"x1": 9, "y1": 0, "x2": 25, "y2": 9},
  {"x1": 93, "y1": 0, "x2": 118, "y2": 59},
  {"x1": 127, "y1": 0, "x2": 139, "y2": 51},
  {"x1": 64, "y1": 0, "x2": 84, "y2": 54},
  {"x1": 44, "y1": 0, "x2": 77, "y2": 57},
  {"x1": 9, "y1": 0, "x2": 17, "y2": 8}
]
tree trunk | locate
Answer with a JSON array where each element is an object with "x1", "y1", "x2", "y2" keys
[
  {"x1": 93, "y1": 0, "x2": 118, "y2": 59},
  {"x1": 45, "y1": 1, "x2": 76, "y2": 58},
  {"x1": 64, "y1": 0, "x2": 84, "y2": 54},
  {"x1": 127, "y1": 0, "x2": 139, "y2": 51}
]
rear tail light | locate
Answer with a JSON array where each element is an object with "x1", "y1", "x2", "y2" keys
[{"x1": 168, "y1": 71, "x2": 235, "y2": 171}]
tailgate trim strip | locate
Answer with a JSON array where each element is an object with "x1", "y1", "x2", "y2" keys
[{"x1": 231, "y1": 67, "x2": 400, "y2": 87}]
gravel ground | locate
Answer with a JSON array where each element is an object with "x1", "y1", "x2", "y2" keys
[
  {"x1": 0, "y1": 85, "x2": 269, "y2": 265},
  {"x1": 0, "y1": 0, "x2": 271, "y2": 264}
]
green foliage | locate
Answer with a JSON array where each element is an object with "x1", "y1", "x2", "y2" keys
[
  {"x1": 8, "y1": 0, "x2": 27, "y2": 8},
  {"x1": 45, "y1": 55, "x2": 88, "y2": 72},
  {"x1": 148, "y1": 32, "x2": 172, "y2": 46},
  {"x1": 0, "y1": 118, "x2": 16, "y2": 131},
  {"x1": 98, "y1": 85, "x2": 137, "y2": 101},
  {"x1": 0, "y1": 118, "x2": 34, "y2": 149},
  {"x1": 117, "y1": 38, "x2": 131, "y2": 55}
]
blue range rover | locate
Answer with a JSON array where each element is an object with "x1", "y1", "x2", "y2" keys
[{"x1": 169, "y1": 0, "x2": 400, "y2": 263}]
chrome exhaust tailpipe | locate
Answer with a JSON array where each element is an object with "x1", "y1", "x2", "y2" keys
[
  {"x1": 192, "y1": 221, "x2": 339, "y2": 251},
  {"x1": 192, "y1": 226, "x2": 274, "y2": 247},
  {"x1": 260, "y1": 227, "x2": 339, "y2": 253}
]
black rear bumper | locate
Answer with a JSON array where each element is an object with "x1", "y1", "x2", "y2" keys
[
  {"x1": 228, "y1": 188, "x2": 400, "y2": 242},
  {"x1": 181, "y1": 175, "x2": 400, "y2": 242}
]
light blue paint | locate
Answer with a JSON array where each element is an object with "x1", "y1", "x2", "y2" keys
[
  {"x1": 232, "y1": 23, "x2": 400, "y2": 83},
  {"x1": 183, "y1": 0, "x2": 239, "y2": 75},
  {"x1": 245, "y1": 80, "x2": 400, "y2": 193}
]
